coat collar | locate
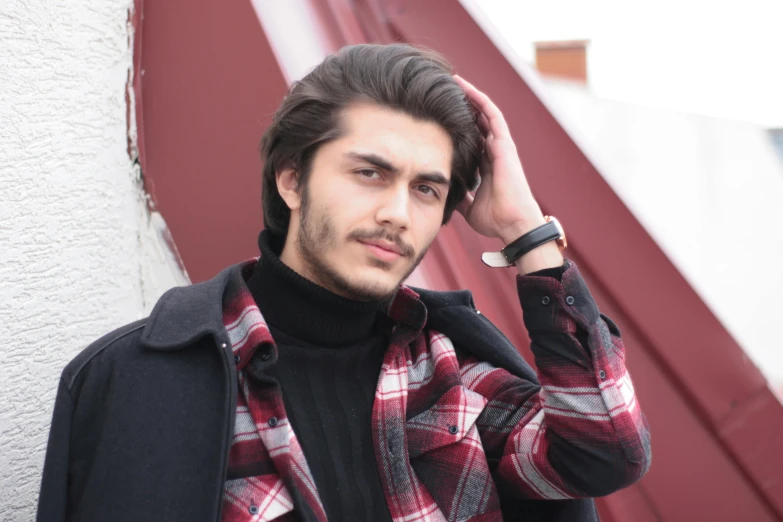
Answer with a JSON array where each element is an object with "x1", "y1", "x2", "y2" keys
[
  {"x1": 138, "y1": 262, "x2": 432, "y2": 352},
  {"x1": 140, "y1": 263, "x2": 236, "y2": 350},
  {"x1": 138, "y1": 261, "x2": 536, "y2": 384},
  {"x1": 411, "y1": 285, "x2": 538, "y2": 383}
]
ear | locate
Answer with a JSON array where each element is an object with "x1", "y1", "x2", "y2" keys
[{"x1": 275, "y1": 165, "x2": 302, "y2": 211}]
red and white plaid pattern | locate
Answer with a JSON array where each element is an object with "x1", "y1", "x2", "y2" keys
[{"x1": 219, "y1": 260, "x2": 650, "y2": 521}]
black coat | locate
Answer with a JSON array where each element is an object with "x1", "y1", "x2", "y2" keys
[{"x1": 36, "y1": 264, "x2": 599, "y2": 522}]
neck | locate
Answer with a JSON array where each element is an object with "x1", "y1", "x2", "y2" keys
[
  {"x1": 247, "y1": 230, "x2": 391, "y2": 346},
  {"x1": 278, "y1": 231, "x2": 360, "y2": 302}
]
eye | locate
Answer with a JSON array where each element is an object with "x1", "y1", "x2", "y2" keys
[
  {"x1": 357, "y1": 169, "x2": 382, "y2": 180},
  {"x1": 415, "y1": 185, "x2": 439, "y2": 199}
]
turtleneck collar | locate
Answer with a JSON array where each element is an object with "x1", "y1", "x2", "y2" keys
[{"x1": 246, "y1": 230, "x2": 394, "y2": 346}]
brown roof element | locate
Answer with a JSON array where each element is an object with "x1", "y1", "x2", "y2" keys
[
  {"x1": 535, "y1": 39, "x2": 591, "y2": 50},
  {"x1": 535, "y1": 40, "x2": 590, "y2": 84}
]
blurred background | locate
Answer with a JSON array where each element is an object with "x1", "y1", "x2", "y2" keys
[{"x1": 2, "y1": 0, "x2": 782, "y2": 520}]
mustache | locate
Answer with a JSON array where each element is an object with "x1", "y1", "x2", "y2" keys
[{"x1": 348, "y1": 229, "x2": 415, "y2": 258}]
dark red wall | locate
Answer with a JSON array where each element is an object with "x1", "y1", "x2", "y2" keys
[{"x1": 134, "y1": 0, "x2": 289, "y2": 282}]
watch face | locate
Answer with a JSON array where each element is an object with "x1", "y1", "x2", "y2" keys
[{"x1": 545, "y1": 216, "x2": 568, "y2": 249}]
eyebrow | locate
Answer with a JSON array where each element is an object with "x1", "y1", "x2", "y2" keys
[{"x1": 345, "y1": 152, "x2": 451, "y2": 187}]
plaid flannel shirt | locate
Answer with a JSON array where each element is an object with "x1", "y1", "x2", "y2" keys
[{"x1": 219, "y1": 259, "x2": 650, "y2": 521}]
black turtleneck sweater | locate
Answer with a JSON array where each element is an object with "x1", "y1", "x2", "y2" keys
[{"x1": 246, "y1": 231, "x2": 394, "y2": 522}]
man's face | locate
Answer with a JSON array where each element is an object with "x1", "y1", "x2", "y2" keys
[{"x1": 278, "y1": 102, "x2": 453, "y2": 301}]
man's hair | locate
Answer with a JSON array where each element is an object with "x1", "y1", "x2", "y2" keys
[{"x1": 260, "y1": 43, "x2": 482, "y2": 237}]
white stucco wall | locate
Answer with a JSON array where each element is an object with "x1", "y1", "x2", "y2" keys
[
  {"x1": 0, "y1": 1, "x2": 189, "y2": 520},
  {"x1": 542, "y1": 78, "x2": 783, "y2": 391}
]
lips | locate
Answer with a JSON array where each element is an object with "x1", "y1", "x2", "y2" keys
[
  {"x1": 358, "y1": 240, "x2": 404, "y2": 261},
  {"x1": 359, "y1": 240, "x2": 403, "y2": 255}
]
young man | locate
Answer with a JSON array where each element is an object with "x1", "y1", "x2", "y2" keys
[{"x1": 37, "y1": 44, "x2": 650, "y2": 522}]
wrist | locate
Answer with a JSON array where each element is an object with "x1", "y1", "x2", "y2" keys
[
  {"x1": 481, "y1": 211, "x2": 566, "y2": 273},
  {"x1": 513, "y1": 241, "x2": 564, "y2": 275},
  {"x1": 498, "y1": 215, "x2": 546, "y2": 246},
  {"x1": 499, "y1": 216, "x2": 565, "y2": 275}
]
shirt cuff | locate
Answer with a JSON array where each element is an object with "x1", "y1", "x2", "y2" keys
[
  {"x1": 524, "y1": 262, "x2": 568, "y2": 281},
  {"x1": 516, "y1": 260, "x2": 601, "y2": 333}
]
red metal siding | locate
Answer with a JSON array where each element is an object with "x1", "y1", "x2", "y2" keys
[{"x1": 134, "y1": 0, "x2": 289, "y2": 282}]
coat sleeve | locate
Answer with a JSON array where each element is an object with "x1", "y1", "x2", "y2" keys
[
  {"x1": 36, "y1": 374, "x2": 74, "y2": 522},
  {"x1": 457, "y1": 260, "x2": 651, "y2": 499}
]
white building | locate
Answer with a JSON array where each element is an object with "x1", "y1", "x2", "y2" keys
[{"x1": 0, "y1": 1, "x2": 187, "y2": 519}]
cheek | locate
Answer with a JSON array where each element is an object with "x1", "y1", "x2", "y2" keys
[
  {"x1": 411, "y1": 217, "x2": 442, "y2": 254},
  {"x1": 318, "y1": 181, "x2": 373, "y2": 228},
  {"x1": 424, "y1": 226, "x2": 441, "y2": 251}
]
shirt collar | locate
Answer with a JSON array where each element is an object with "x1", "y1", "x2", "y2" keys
[
  {"x1": 140, "y1": 259, "x2": 427, "y2": 360},
  {"x1": 248, "y1": 230, "x2": 394, "y2": 346}
]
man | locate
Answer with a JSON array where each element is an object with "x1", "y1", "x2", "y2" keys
[{"x1": 37, "y1": 44, "x2": 650, "y2": 522}]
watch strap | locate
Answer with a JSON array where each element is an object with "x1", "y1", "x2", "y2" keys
[{"x1": 481, "y1": 221, "x2": 561, "y2": 268}]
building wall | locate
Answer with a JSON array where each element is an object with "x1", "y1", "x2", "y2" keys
[
  {"x1": 543, "y1": 78, "x2": 783, "y2": 390},
  {"x1": 0, "y1": 1, "x2": 188, "y2": 520}
]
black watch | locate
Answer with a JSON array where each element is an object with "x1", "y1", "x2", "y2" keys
[{"x1": 481, "y1": 216, "x2": 567, "y2": 268}]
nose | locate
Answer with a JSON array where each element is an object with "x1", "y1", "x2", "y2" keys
[{"x1": 375, "y1": 183, "x2": 411, "y2": 231}]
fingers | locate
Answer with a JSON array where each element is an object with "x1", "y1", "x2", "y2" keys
[
  {"x1": 479, "y1": 149, "x2": 492, "y2": 176},
  {"x1": 477, "y1": 111, "x2": 490, "y2": 137},
  {"x1": 454, "y1": 75, "x2": 512, "y2": 141},
  {"x1": 455, "y1": 77, "x2": 496, "y2": 163},
  {"x1": 456, "y1": 191, "x2": 474, "y2": 217}
]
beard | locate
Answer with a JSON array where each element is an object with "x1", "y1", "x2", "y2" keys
[{"x1": 295, "y1": 184, "x2": 429, "y2": 301}]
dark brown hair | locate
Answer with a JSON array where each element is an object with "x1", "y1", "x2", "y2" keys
[{"x1": 260, "y1": 43, "x2": 481, "y2": 237}]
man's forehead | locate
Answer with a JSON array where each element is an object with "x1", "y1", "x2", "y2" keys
[{"x1": 336, "y1": 103, "x2": 453, "y2": 175}]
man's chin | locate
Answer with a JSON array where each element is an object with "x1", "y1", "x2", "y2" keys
[
  {"x1": 336, "y1": 272, "x2": 401, "y2": 302},
  {"x1": 351, "y1": 282, "x2": 399, "y2": 302}
]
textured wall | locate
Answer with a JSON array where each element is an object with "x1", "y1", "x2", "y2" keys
[{"x1": 0, "y1": 1, "x2": 188, "y2": 520}]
